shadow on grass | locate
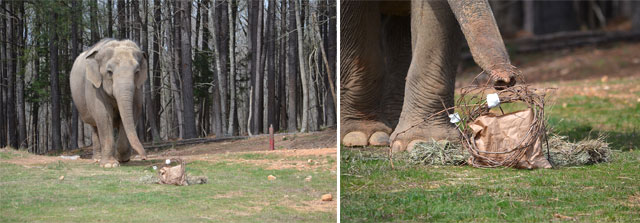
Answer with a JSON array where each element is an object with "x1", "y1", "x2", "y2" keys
[{"x1": 548, "y1": 116, "x2": 639, "y2": 151}]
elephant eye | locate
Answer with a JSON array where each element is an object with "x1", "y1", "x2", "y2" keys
[{"x1": 107, "y1": 70, "x2": 113, "y2": 76}]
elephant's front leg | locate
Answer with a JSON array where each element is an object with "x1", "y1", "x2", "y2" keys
[
  {"x1": 91, "y1": 126, "x2": 101, "y2": 162},
  {"x1": 340, "y1": 1, "x2": 392, "y2": 146},
  {"x1": 389, "y1": 0, "x2": 464, "y2": 152},
  {"x1": 94, "y1": 103, "x2": 119, "y2": 168}
]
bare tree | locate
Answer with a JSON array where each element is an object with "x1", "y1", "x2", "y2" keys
[
  {"x1": 107, "y1": 0, "x2": 113, "y2": 37},
  {"x1": 117, "y1": 0, "x2": 126, "y2": 38},
  {"x1": 294, "y1": 0, "x2": 308, "y2": 132},
  {"x1": 226, "y1": 0, "x2": 237, "y2": 135},
  {"x1": 70, "y1": 0, "x2": 81, "y2": 149},
  {"x1": 179, "y1": 0, "x2": 197, "y2": 139},
  {"x1": 49, "y1": 8, "x2": 62, "y2": 151},
  {"x1": 16, "y1": 1, "x2": 27, "y2": 148},
  {"x1": 267, "y1": 0, "x2": 276, "y2": 131},
  {"x1": 252, "y1": 1, "x2": 264, "y2": 134},
  {"x1": 5, "y1": 1, "x2": 18, "y2": 148},
  {"x1": 286, "y1": 0, "x2": 298, "y2": 132}
]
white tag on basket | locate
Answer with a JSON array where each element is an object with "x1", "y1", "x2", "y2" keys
[
  {"x1": 487, "y1": 93, "x2": 500, "y2": 108},
  {"x1": 449, "y1": 113, "x2": 461, "y2": 123}
]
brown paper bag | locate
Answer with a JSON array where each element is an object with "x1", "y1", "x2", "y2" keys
[
  {"x1": 158, "y1": 160, "x2": 187, "y2": 186},
  {"x1": 468, "y1": 109, "x2": 551, "y2": 169}
]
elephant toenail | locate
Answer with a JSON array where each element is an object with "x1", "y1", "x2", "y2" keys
[
  {"x1": 391, "y1": 141, "x2": 405, "y2": 153},
  {"x1": 342, "y1": 132, "x2": 368, "y2": 146},
  {"x1": 369, "y1": 132, "x2": 390, "y2": 146}
]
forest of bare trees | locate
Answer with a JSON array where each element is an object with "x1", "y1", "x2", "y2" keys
[{"x1": 0, "y1": 0, "x2": 336, "y2": 154}]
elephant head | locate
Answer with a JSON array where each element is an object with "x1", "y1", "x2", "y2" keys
[{"x1": 85, "y1": 40, "x2": 148, "y2": 159}]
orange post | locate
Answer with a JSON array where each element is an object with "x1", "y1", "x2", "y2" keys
[{"x1": 269, "y1": 124, "x2": 274, "y2": 150}]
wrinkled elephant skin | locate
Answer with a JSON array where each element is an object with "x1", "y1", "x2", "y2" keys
[{"x1": 340, "y1": 0, "x2": 519, "y2": 151}]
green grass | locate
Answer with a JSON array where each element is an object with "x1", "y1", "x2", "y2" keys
[
  {"x1": 341, "y1": 148, "x2": 640, "y2": 222},
  {"x1": 341, "y1": 76, "x2": 640, "y2": 222},
  {"x1": 547, "y1": 95, "x2": 640, "y2": 151},
  {"x1": 0, "y1": 150, "x2": 336, "y2": 222}
]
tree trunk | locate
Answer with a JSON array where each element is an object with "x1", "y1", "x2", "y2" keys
[
  {"x1": 327, "y1": 0, "x2": 336, "y2": 126},
  {"x1": 171, "y1": 0, "x2": 184, "y2": 138},
  {"x1": 523, "y1": 0, "x2": 535, "y2": 34},
  {"x1": 207, "y1": 0, "x2": 223, "y2": 137},
  {"x1": 118, "y1": 0, "x2": 126, "y2": 39},
  {"x1": 214, "y1": 0, "x2": 229, "y2": 135},
  {"x1": 143, "y1": 0, "x2": 160, "y2": 142},
  {"x1": 152, "y1": 0, "x2": 161, "y2": 134},
  {"x1": 31, "y1": 53, "x2": 40, "y2": 152},
  {"x1": 307, "y1": 48, "x2": 318, "y2": 131},
  {"x1": 278, "y1": 0, "x2": 287, "y2": 131},
  {"x1": 15, "y1": 1, "x2": 26, "y2": 149},
  {"x1": 179, "y1": 1, "x2": 197, "y2": 139},
  {"x1": 70, "y1": 0, "x2": 80, "y2": 149},
  {"x1": 286, "y1": 0, "x2": 297, "y2": 132},
  {"x1": 6, "y1": 1, "x2": 17, "y2": 148},
  {"x1": 227, "y1": 0, "x2": 237, "y2": 135},
  {"x1": 194, "y1": 0, "x2": 201, "y2": 50},
  {"x1": 252, "y1": 1, "x2": 264, "y2": 134},
  {"x1": 0, "y1": 0, "x2": 5, "y2": 148},
  {"x1": 294, "y1": 0, "x2": 308, "y2": 132},
  {"x1": 314, "y1": 5, "x2": 336, "y2": 126},
  {"x1": 107, "y1": 0, "x2": 113, "y2": 37},
  {"x1": 49, "y1": 9, "x2": 62, "y2": 151},
  {"x1": 90, "y1": 0, "x2": 100, "y2": 42},
  {"x1": 267, "y1": 0, "x2": 276, "y2": 132}
]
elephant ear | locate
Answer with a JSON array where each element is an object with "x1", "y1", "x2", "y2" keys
[
  {"x1": 85, "y1": 51, "x2": 102, "y2": 88},
  {"x1": 135, "y1": 52, "x2": 148, "y2": 89}
]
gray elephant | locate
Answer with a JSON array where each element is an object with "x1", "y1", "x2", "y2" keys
[
  {"x1": 341, "y1": 0, "x2": 518, "y2": 152},
  {"x1": 70, "y1": 39, "x2": 147, "y2": 167}
]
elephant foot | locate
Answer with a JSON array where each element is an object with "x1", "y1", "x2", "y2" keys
[
  {"x1": 390, "y1": 122, "x2": 461, "y2": 153},
  {"x1": 341, "y1": 120, "x2": 392, "y2": 146},
  {"x1": 92, "y1": 153, "x2": 101, "y2": 163},
  {"x1": 100, "y1": 159, "x2": 120, "y2": 168}
]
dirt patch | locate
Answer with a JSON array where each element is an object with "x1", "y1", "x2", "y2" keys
[
  {"x1": 235, "y1": 147, "x2": 336, "y2": 158},
  {"x1": 281, "y1": 198, "x2": 337, "y2": 213},
  {"x1": 625, "y1": 193, "x2": 640, "y2": 207},
  {"x1": 156, "y1": 129, "x2": 336, "y2": 157},
  {"x1": 457, "y1": 42, "x2": 640, "y2": 87},
  {"x1": 212, "y1": 191, "x2": 244, "y2": 199},
  {"x1": 541, "y1": 75, "x2": 640, "y2": 103},
  {"x1": 0, "y1": 148, "x2": 91, "y2": 167},
  {"x1": 185, "y1": 148, "x2": 337, "y2": 171}
]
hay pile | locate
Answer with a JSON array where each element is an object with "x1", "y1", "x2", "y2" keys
[
  {"x1": 545, "y1": 135, "x2": 611, "y2": 166},
  {"x1": 408, "y1": 140, "x2": 470, "y2": 166},
  {"x1": 405, "y1": 135, "x2": 611, "y2": 167}
]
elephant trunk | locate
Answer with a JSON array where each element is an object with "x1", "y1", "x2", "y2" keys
[
  {"x1": 115, "y1": 83, "x2": 147, "y2": 160},
  {"x1": 447, "y1": 0, "x2": 516, "y2": 88}
]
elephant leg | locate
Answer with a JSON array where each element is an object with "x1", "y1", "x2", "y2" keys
[
  {"x1": 380, "y1": 14, "x2": 411, "y2": 128},
  {"x1": 94, "y1": 105, "x2": 118, "y2": 168},
  {"x1": 340, "y1": 1, "x2": 391, "y2": 146},
  {"x1": 390, "y1": 0, "x2": 463, "y2": 152},
  {"x1": 97, "y1": 121, "x2": 118, "y2": 167},
  {"x1": 115, "y1": 123, "x2": 132, "y2": 163},
  {"x1": 91, "y1": 126, "x2": 101, "y2": 162}
]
